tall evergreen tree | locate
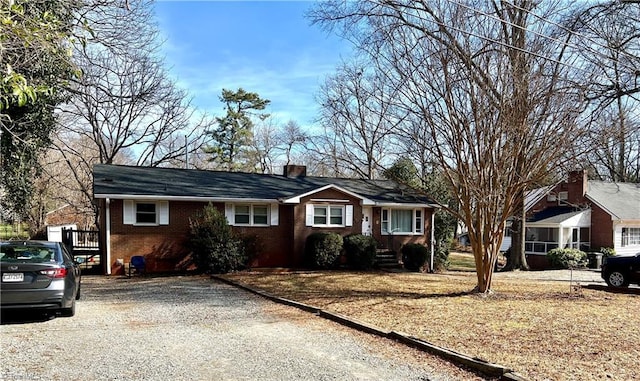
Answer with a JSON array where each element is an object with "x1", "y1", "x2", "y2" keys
[{"x1": 205, "y1": 88, "x2": 270, "y2": 171}]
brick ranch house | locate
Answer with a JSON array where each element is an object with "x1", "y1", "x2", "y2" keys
[
  {"x1": 93, "y1": 164, "x2": 438, "y2": 275},
  {"x1": 521, "y1": 170, "x2": 640, "y2": 269}
]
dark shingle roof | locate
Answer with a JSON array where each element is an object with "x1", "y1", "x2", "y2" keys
[{"x1": 93, "y1": 164, "x2": 435, "y2": 205}]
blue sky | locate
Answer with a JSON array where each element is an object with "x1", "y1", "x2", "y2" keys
[{"x1": 154, "y1": 1, "x2": 353, "y2": 128}]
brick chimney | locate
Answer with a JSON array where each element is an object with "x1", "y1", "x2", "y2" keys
[
  {"x1": 567, "y1": 169, "x2": 588, "y2": 201},
  {"x1": 283, "y1": 165, "x2": 307, "y2": 178}
]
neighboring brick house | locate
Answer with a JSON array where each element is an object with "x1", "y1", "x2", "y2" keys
[
  {"x1": 522, "y1": 170, "x2": 640, "y2": 269},
  {"x1": 93, "y1": 164, "x2": 438, "y2": 275},
  {"x1": 45, "y1": 204, "x2": 96, "y2": 229}
]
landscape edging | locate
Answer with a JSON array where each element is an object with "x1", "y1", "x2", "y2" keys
[{"x1": 212, "y1": 275, "x2": 527, "y2": 381}]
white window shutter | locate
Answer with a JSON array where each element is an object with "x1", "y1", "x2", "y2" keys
[
  {"x1": 159, "y1": 201, "x2": 169, "y2": 225},
  {"x1": 225, "y1": 203, "x2": 234, "y2": 225},
  {"x1": 270, "y1": 203, "x2": 279, "y2": 226},
  {"x1": 305, "y1": 204, "x2": 314, "y2": 226},
  {"x1": 346, "y1": 205, "x2": 353, "y2": 227},
  {"x1": 123, "y1": 200, "x2": 134, "y2": 225}
]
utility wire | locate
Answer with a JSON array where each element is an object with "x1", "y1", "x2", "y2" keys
[
  {"x1": 391, "y1": 0, "x2": 639, "y2": 83},
  {"x1": 483, "y1": 0, "x2": 640, "y2": 66}
]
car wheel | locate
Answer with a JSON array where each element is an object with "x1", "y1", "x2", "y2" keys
[
  {"x1": 76, "y1": 281, "x2": 81, "y2": 300},
  {"x1": 60, "y1": 300, "x2": 76, "y2": 317},
  {"x1": 606, "y1": 271, "x2": 629, "y2": 288}
]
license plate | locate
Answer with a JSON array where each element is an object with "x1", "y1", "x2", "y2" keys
[{"x1": 2, "y1": 273, "x2": 24, "y2": 282}]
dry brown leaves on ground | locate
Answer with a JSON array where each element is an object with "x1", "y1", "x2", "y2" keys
[{"x1": 222, "y1": 270, "x2": 640, "y2": 381}]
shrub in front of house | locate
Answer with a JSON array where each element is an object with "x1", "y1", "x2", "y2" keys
[
  {"x1": 402, "y1": 243, "x2": 429, "y2": 272},
  {"x1": 598, "y1": 247, "x2": 616, "y2": 257},
  {"x1": 188, "y1": 203, "x2": 247, "y2": 274},
  {"x1": 305, "y1": 232, "x2": 343, "y2": 269},
  {"x1": 343, "y1": 234, "x2": 378, "y2": 270},
  {"x1": 546, "y1": 248, "x2": 588, "y2": 269},
  {"x1": 433, "y1": 238, "x2": 451, "y2": 272}
]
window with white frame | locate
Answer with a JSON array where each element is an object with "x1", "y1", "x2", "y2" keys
[
  {"x1": 381, "y1": 208, "x2": 424, "y2": 235},
  {"x1": 123, "y1": 200, "x2": 169, "y2": 225},
  {"x1": 313, "y1": 205, "x2": 344, "y2": 227},
  {"x1": 622, "y1": 227, "x2": 640, "y2": 246},
  {"x1": 225, "y1": 203, "x2": 278, "y2": 227}
]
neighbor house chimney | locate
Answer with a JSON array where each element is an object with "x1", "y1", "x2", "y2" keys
[
  {"x1": 567, "y1": 169, "x2": 588, "y2": 200},
  {"x1": 283, "y1": 165, "x2": 307, "y2": 178}
]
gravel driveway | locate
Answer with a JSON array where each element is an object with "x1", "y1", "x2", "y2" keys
[{"x1": 1, "y1": 275, "x2": 484, "y2": 381}]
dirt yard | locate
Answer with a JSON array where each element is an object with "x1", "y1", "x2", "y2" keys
[{"x1": 222, "y1": 268, "x2": 640, "y2": 381}]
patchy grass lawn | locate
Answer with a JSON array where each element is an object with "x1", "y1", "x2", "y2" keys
[
  {"x1": 222, "y1": 266, "x2": 639, "y2": 381},
  {"x1": 448, "y1": 251, "x2": 477, "y2": 270}
]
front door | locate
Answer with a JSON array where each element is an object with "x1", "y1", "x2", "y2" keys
[{"x1": 362, "y1": 207, "x2": 372, "y2": 236}]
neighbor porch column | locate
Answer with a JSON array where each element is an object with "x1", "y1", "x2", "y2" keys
[{"x1": 430, "y1": 211, "x2": 435, "y2": 272}]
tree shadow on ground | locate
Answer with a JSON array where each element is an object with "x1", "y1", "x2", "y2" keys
[{"x1": 584, "y1": 284, "x2": 640, "y2": 295}]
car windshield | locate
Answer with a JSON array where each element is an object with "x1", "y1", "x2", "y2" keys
[{"x1": 0, "y1": 244, "x2": 58, "y2": 263}]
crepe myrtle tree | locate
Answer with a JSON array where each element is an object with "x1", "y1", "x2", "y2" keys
[{"x1": 311, "y1": 0, "x2": 589, "y2": 292}]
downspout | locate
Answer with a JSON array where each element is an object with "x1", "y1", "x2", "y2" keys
[
  {"x1": 430, "y1": 211, "x2": 435, "y2": 272},
  {"x1": 105, "y1": 198, "x2": 112, "y2": 275}
]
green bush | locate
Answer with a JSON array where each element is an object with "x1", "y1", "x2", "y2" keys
[
  {"x1": 401, "y1": 243, "x2": 429, "y2": 272},
  {"x1": 304, "y1": 232, "x2": 343, "y2": 269},
  {"x1": 343, "y1": 234, "x2": 378, "y2": 270},
  {"x1": 546, "y1": 248, "x2": 588, "y2": 269},
  {"x1": 598, "y1": 247, "x2": 616, "y2": 257},
  {"x1": 433, "y1": 238, "x2": 450, "y2": 272},
  {"x1": 188, "y1": 204, "x2": 247, "y2": 274}
]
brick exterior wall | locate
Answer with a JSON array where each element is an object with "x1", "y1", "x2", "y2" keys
[
  {"x1": 292, "y1": 189, "x2": 364, "y2": 266},
  {"x1": 104, "y1": 200, "x2": 296, "y2": 275},
  {"x1": 589, "y1": 207, "x2": 614, "y2": 250},
  {"x1": 102, "y1": 188, "x2": 434, "y2": 275},
  {"x1": 107, "y1": 199, "x2": 200, "y2": 275},
  {"x1": 370, "y1": 208, "x2": 431, "y2": 253},
  {"x1": 528, "y1": 170, "x2": 590, "y2": 215}
]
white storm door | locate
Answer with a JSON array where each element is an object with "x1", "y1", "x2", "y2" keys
[{"x1": 362, "y1": 207, "x2": 373, "y2": 236}]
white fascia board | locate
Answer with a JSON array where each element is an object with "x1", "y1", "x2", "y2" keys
[
  {"x1": 375, "y1": 202, "x2": 439, "y2": 209},
  {"x1": 280, "y1": 184, "x2": 375, "y2": 205},
  {"x1": 525, "y1": 222, "x2": 563, "y2": 228},
  {"x1": 93, "y1": 194, "x2": 279, "y2": 204}
]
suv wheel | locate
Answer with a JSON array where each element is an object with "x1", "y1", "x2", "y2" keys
[{"x1": 606, "y1": 271, "x2": 629, "y2": 288}]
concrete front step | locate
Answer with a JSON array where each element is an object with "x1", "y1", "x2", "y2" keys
[{"x1": 375, "y1": 252, "x2": 402, "y2": 268}]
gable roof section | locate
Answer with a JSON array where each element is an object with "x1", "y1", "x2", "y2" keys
[
  {"x1": 527, "y1": 206, "x2": 590, "y2": 227},
  {"x1": 586, "y1": 181, "x2": 640, "y2": 221},
  {"x1": 280, "y1": 184, "x2": 375, "y2": 205},
  {"x1": 93, "y1": 164, "x2": 436, "y2": 206},
  {"x1": 524, "y1": 184, "x2": 555, "y2": 212}
]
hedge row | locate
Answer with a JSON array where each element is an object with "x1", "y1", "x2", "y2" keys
[{"x1": 305, "y1": 232, "x2": 430, "y2": 272}]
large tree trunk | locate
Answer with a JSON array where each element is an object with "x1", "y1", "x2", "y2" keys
[{"x1": 504, "y1": 191, "x2": 529, "y2": 271}]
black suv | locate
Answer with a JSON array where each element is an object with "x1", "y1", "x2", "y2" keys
[{"x1": 601, "y1": 252, "x2": 640, "y2": 288}]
